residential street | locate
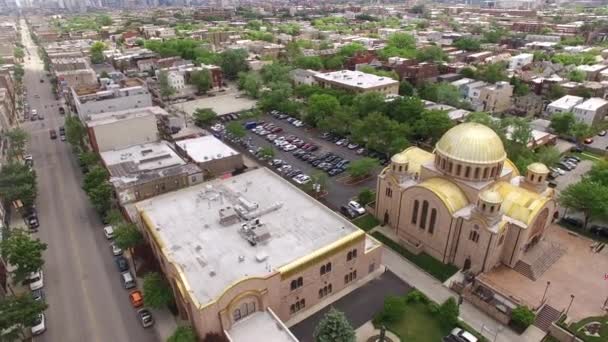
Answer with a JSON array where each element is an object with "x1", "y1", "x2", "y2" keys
[{"x1": 19, "y1": 20, "x2": 158, "y2": 342}]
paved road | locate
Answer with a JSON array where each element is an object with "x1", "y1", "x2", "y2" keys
[
  {"x1": 289, "y1": 270, "x2": 411, "y2": 342},
  {"x1": 19, "y1": 19, "x2": 157, "y2": 342}
]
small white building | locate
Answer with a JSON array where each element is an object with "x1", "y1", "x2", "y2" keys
[
  {"x1": 572, "y1": 97, "x2": 608, "y2": 125},
  {"x1": 509, "y1": 53, "x2": 534, "y2": 70},
  {"x1": 167, "y1": 71, "x2": 186, "y2": 90},
  {"x1": 546, "y1": 95, "x2": 584, "y2": 116}
]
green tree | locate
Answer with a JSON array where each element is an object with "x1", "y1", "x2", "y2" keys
[
  {"x1": 477, "y1": 62, "x2": 508, "y2": 84},
  {"x1": 375, "y1": 296, "x2": 406, "y2": 324},
  {"x1": 510, "y1": 306, "x2": 536, "y2": 331},
  {"x1": 237, "y1": 71, "x2": 263, "y2": 98},
  {"x1": 79, "y1": 151, "x2": 100, "y2": 167},
  {"x1": 113, "y1": 222, "x2": 143, "y2": 250},
  {"x1": 571, "y1": 121, "x2": 592, "y2": 142},
  {"x1": 548, "y1": 84, "x2": 566, "y2": 100},
  {"x1": 347, "y1": 157, "x2": 380, "y2": 179},
  {"x1": 399, "y1": 80, "x2": 414, "y2": 96},
  {"x1": 168, "y1": 326, "x2": 197, "y2": 342},
  {"x1": 143, "y1": 272, "x2": 174, "y2": 309},
  {"x1": 83, "y1": 166, "x2": 108, "y2": 193},
  {"x1": 313, "y1": 307, "x2": 356, "y2": 342},
  {"x1": 414, "y1": 109, "x2": 454, "y2": 143},
  {"x1": 351, "y1": 112, "x2": 410, "y2": 154},
  {"x1": 386, "y1": 96, "x2": 425, "y2": 123},
  {"x1": 190, "y1": 70, "x2": 212, "y2": 94},
  {"x1": 95, "y1": 14, "x2": 113, "y2": 26},
  {"x1": 357, "y1": 189, "x2": 375, "y2": 206},
  {"x1": 535, "y1": 146, "x2": 561, "y2": 167},
  {"x1": 307, "y1": 94, "x2": 341, "y2": 126},
  {"x1": 100, "y1": 70, "x2": 110, "y2": 79},
  {"x1": 6, "y1": 128, "x2": 28, "y2": 161},
  {"x1": 588, "y1": 160, "x2": 608, "y2": 186},
  {"x1": 13, "y1": 47, "x2": 25, "y2": 60},
  {"x1": 339, "y1": 43, "x2": 365, "y2": 57},
  {"x1": 226, "y1": 121, "x2": 247, "y2": 138},
  {"x1": 439, "y1": 297, "x2": 460, "y2": 327},
  {"x1": 13, "y1": 64, "x2": 24, "y2": 82},
  {"x1": 0, "y1": 229, "x2": 47, "y2": 283},
  {"x1": 416, "y1": 45, "x2": 447, "y2": 62},
  {"x1": 568, "y1": 69, "x2": 586, "y2": 82},
  {"x1": 104, "y1": 208, "x2": 124, "y2": 226},
  {"x1": 549, "y1": 112, "x2": 576, "y2": 136},
  {"x1": 559, "y1": 179, "x2": 608, "y2": 228},
  {"x1": 158, "y1": 70, "x2": 176, "y2": 100},
  {"x1": 295, "y1": 56, "x2": 324, "y2": 70},
  {"x1": 388, "y1": 32, "x2": 416, "y2": 49},
  {"x1": 65, "y1": 115, "x2": 87, "y2": 148},
  {"x1": 510, "y1": 77, "x2": 530, "y2": 97},
  {"x1": 88, "y1": 181, "x2": 113, "y2": 214},
  {"x1": 90, "y1": 41, "x2": 107, "y2": 64},
  {"x1": 483, "y1": 28, "x2": 506, "y2": 43},
  {"x1": 260, "y1": 63, "x2": 292, "y2": 84},
  {"x1": 219, "y1": 49, "x2": 248, "y2": 79},
  {"x1": 258, "y1": 146, "x2": 274, "y2": 160},
  {"x1": 324, "y1": 55, "x2": 345, "y2": 70},
  {"x1": 193, "y1": 108, "x2": 217, "y2": 126},
  {"x1": 454, "y1": 37, "x2": 481, "y2": 51},
  {"x1": 504, "y1": 117, "x2": 532, "y2": 146},
  {"x1": 351, "y1": 92, "x2": 386, "y2": 118},
  {"x1": 0, "y1": 294, "x2": 48, "y2": 340},
  {"x1": 460, "y1": 67, "x2": 476, "y2": 79},
  {"x1": 0, "y1": 163, "x2": 37, "y2": 207}
]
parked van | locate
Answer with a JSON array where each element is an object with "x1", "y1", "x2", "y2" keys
[{"x1": 121, "y1": 271, "x2": 135, "y2": 289}]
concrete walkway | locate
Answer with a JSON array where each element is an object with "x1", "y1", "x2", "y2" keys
[
  {"x1": 356, "y1": 321, "x2": 399, "y2": 342},
  {"x1": 381, "y1": 244, "x2": 546, "y2": 342}
]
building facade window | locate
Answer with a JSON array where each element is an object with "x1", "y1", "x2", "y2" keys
[
  {"x1": 456, "y1": 164, "x2": 462, "y2": 176},
  {"x1": 429, "y1": 209, "x2": 437, "y2": 234},
  {"x1": 465, "y1": 166, "x2": 471, "y2": 178},
  {"x1": 346, "y1": 249, "x2": 358, "y2": 261},
  {"x1": 318, "y1": 284, "x2": 333, "y2": 299},
  {"x1": 291, "y1": 277, "x2": 304, "y2": 291},
  {"x1": 469, "y1": 230, "x2": 480, "y2": 243},
  {"x1": 320, "y1": 262, "x2": 332, "y2": 275},
  {"x1": 290, "y1": 299, "x2": 306, "y2": 314},
  {"x1": 344, "y1": 270, "x2": 358, "y2": 284},
  {"x1": 420, "y1": 201, "x2": 429, "y2": 229},
  {"x1": 412, "y1": 200, "x2": 419, "y2": 224},
  {"x1": 386, "y1": 187, "x2": 392, "y2": 197}
]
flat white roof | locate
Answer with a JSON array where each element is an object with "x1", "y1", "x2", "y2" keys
[
  {"x1": 577, "y1": 64, "x2": 608, "y2": 73},
  {"x1": 176, "y1": 135, "x2": 239, "y2": 163},
  {"x1": 548, "y1": 95, "x2": 584, "y2": 110},
  {"x1": 574, "y1": 97, "x2": 608, "y2": 111},
  {"x1": 86, "y1": 106, "x2": 166, "y2": 127},
  {"x1": 136, "y1": 168, "x2": 362, "y2": 306},
  {"x1": 101, "y1": 140, "x2": 186, "y2": 172},
  {"x1": 314, "y1": 70, "x2": 398, "y2": 89},
  {"x1": 226, "y1": 310, "x2": 298, "y2": 342}
]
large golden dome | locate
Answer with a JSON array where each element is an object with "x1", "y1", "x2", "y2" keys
[{"x1": 435, "y1": 123, "x2": 506, "y2": 164}]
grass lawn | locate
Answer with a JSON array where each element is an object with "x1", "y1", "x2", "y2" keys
[
  {"x1": 352, "y1": 214, "x2": 380, "y2": 231},
  {"x1": 387, "y1": 302, "x2": 450, "y2": 342},
  {"x1": 569, "y1": 315, "x2": 608, "y2": 342},
  {"x1": 572, "y1": 151, "x2": 604, "y2": 162},
  {"x1": 372, "y1": 231, "x2": 459, "y2": 282}
]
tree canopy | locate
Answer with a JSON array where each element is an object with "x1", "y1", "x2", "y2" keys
[
  {"x1": 560, "y1": 179, "x2": 608, "y2": 228},
  {"x1": 0, "y1": 163, "x2": 37, "y2": 207},
  {"x1": 143, "y1": 272, "x2": 174, "y2": 309},
  {"x1": 90, "y1": 41, "x2": 107, "y2": 64},
  {"x1": 0, "y1": 229, "x2": 47, "y2": 283},
  {"x1": 189, "y1": 70, "x2": 212, "y2": 94},
  {"x1": 193, "y1": 108, "x2": 217, "y2": 126},
  {"x1": 168, "y1": 326, "x2": 197, "y2": 342},
  {"x1": 0, "y1": 293, "x2": 47, "y2": 339},
  {"x1": 113, "y1": 223, "x2": 143, "y2": 250},
  {"x1": 313, "y1": 307, "x2": 356, "y2": 342}
]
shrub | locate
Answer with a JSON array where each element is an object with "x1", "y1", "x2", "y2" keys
[
  {"x1": 405, "y1": 290, "x2": 429, "y2": 304},
  {"x1": 511, "y1": 306, "x2": 535, "y2": 331},
  {"x1": 375, "y1": 296, "x2": 407, "y2": 324},
  {"x1": 439, "y1": 297, "x2": 460, "y2": 327}
]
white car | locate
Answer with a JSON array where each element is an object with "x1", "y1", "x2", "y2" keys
[
  {"x1": 293, "y1": 120, "x2": 304, "y2": 127},
  {"x1": 103, "y1": 225, "x2": 114, "y2": 239},
  {"x1": 293, "y1": 174, "x2": 311, "y2": 185},
  {"x1": 550, "y1": 167, "x2": 565, "y2": 176},
  {"x1": 31, "y1": 313, "x2": 46, "y2": 336},
  {"x1": 348, "y1": 201, "x2": 366, "y2": 215},
  {"x1": 283, "y1": 144, "x2": 297, "y2": 151},
  {"x1": 27, "y1": 270, "x2": 44, "y2": 291},
  {"x1": 449, "y1": 328, "x2": 477, "y2": 342},
  {"x1": 111, "y1": 242, "x2": 123, "y2": 256}
]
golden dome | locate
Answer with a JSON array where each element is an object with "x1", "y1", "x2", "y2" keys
[
  {"x1": 527, "y1": 162, "x2": 550, "y2": 174},
  {"x1": 479, "y1": 189, "x2": 503, "y2": 204},
  {"x1": 391, "y1": 153, "x2": 409, "y2": 164},
  {"x1": 435, "y1": 123, "x2": 506, "y2": 164}
]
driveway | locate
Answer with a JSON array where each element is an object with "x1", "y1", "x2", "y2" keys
[
  {"x1": 289, "y1": 270, "x2": 411, "y2": 342},
  {"x1": 238, "y1": 114, "x2": 380, "y2": 210}
]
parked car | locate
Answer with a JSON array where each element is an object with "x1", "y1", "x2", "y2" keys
[
  {"x1": 599, "y1": 130, "x2": 607, "y2": 136},
  {"x1": 328, "y1": 168, "x2": 345, "y2": 177},
  {"x1": 562, "y1": 216, "x2": 583, "y2": 227},
  {"x1": 570, "y1": 146, "x2": 583, "y2": 153},
  {"x1": 103, "y1": 226, "x2": 114, "y2": 239},
  {"x1": 443, "y1": 328, "x2": 478, "y2": 342},
  {"x1": 111, "y1": 242, "x2": 123, "y2": 256},
  {"x1": 26, "y1": 270, "x2": 44, "y2": 291},
  {"x1": 31, "y1": 313, "x2": 46, "y2": 336},
  {"x1": 348, "y1": 201, "x2": 366, "y2": 215},
  {"x1": 115, "y1": 256, "x2": 129, "y2": 272},
  {"x1": 340, "y1": 205, "x2": 359, "y2": 219},
  {"x1": 549, "y1": 167, "x2": 565, "y2": 176},
  {"x1": 293, "y1": 174, "x2": 311, "y2": 185},
  {"x1": 590, "y1": 225, "x2": 608, "y2": 238},
  {"x1": 129, "y1": 290, "x2": 144, "y2": 307},
  {"x1": 137, "y1": 309, "x2": 154, "y2": 328},
  {"x1": 556, "y1": 162, "x2": 573, "y2": 171},
  {"x1": 49, "y1": 129, "x2": 57, "y2": 140},
  {"x1": 31, "y1": 288, "x2": 45, "y2": 303},
  {"x1": 584, "y1": 138, "x2": 594, "y2": 144}
]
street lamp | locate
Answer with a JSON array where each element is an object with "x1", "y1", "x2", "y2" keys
[
  {"x1": 565, "y1": 294, "x2": 575, "y2": 316},
  {"x1": 541, "y1": 281, "x2": 551, "y2": 304}
]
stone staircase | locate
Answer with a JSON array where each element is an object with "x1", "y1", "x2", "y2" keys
[
  {"x1": 514, "y1": 243, "x2": 566, "y2": 281},
  {"x1": 534, "y1": 304, "x2": 562, "y2": 332}
]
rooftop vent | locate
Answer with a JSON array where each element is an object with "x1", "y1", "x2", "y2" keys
[
  {"x1": 238, "y1": 255, "x2": 245, "y2": 262},
  {"x1": 255, "y1": 252, "x2": 268, "y2": 262},
  {"x1": 219, "y1": 206, "x2": 239, "y2": 226},
  {"x1": 209, "y1": 269, "x2": 216, "y2": 277}
]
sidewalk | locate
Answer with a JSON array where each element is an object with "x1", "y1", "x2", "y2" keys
[{"x1": 381, "y1": 244, "x2": 545, "y2": 342}]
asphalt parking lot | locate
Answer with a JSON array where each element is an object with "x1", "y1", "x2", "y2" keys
[
  {"x1": 554, "y1": 159, "x2": 593, "y2": 192},
  {"x1": 219, "y1": 113, "x2": 381, "y2": 211},
  {"x1": 289, "y1": 270, "x2": 412, "y2": 342}
]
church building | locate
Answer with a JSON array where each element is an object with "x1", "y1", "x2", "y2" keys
[{"x1": 374, "y1": 122, "x2": 557, "y2": 274}]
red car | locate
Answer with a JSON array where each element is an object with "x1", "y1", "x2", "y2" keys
[{"x1": 584, "y1": 138, "x2": 594, "y2": 144}]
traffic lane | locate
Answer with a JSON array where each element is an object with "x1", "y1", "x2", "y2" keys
[{"x1": 243, "y1": 130, "x2": 379, "y2": 210}]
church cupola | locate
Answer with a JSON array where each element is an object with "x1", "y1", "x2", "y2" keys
[
  {"x1": 476, "y1": 189, "x2": 503, "y2": 224},
  {"x1": 390, "y1": 153, "x2": 410, "y2": 180},
  {"x1": 523, "y1": 162, "x2": 549, "y2": 193}
]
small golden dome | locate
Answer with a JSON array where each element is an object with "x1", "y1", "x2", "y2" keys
[
  {"x1": 435, "y1": 123, "x2": 506, "y2": 164},
  {"x1": 527, "y1": 162, "x2": 550, "y2": 174},
  {"x1": 391, "y1": 153, "x2": 408, "y2": 164},
  {"x1": 479, "y1": 189, "x2": 503, "y2": 204}
]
